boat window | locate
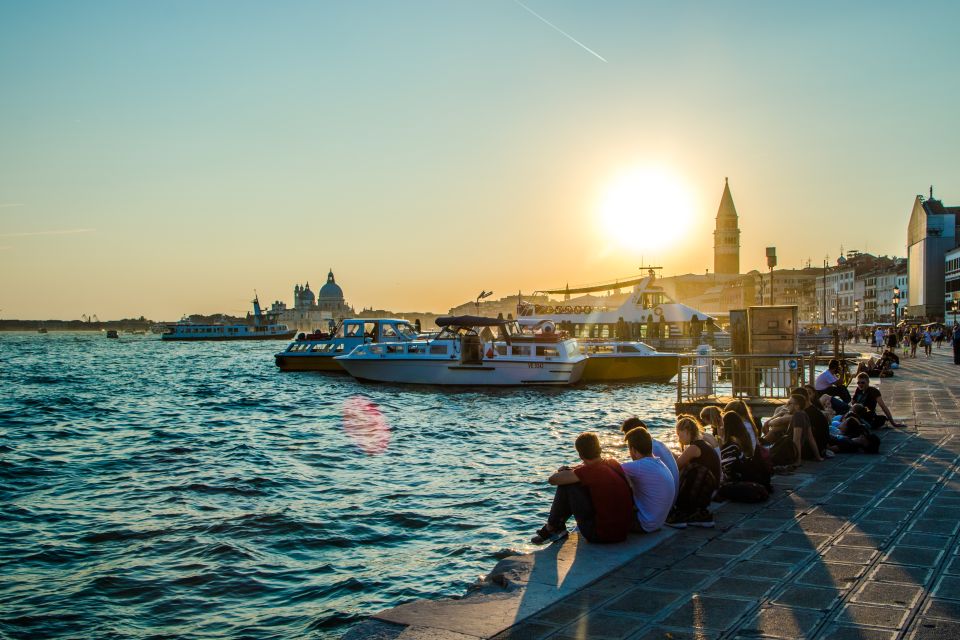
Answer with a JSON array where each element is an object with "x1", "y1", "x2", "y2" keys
[
  {"x1": 382, "y1": 324, "x2": 398, "y2": 338},
  {"x1": 565, "y1": 342, "x2": 579, "y2": 358},
  {"x1": 408, "y1": 344, "x2": 426, "y2": 354},
  {"x1": 536, "y1": 346, "x2": 559, "y2": 357},
  {"x1": 512, "y1": 345, "x2": 531, "y2": 356},
  {"x1": 618, "y1": 345, "x2": 639, "y2": 353},
  {"x1": 386, "y1": 344, "x2": 405, "y2": 353},
  {"x1": 495, "y1": 345, "x2": 507, "y2": 356},
  {"x1": 310, "y1": 344, "x2": 328, "y2": 352},
  {"x1": 364, "y1": 322, "x2": 378, "y2": 339},
  {"x1": 345, "y1": 323, "x2": 362, "y2": 337},
  {"x1": 335, "y1": 344, "x2": 345, "y2": 352},
  {"x1": 396, "y1": 323, "x2": 417, "y2": 339},
  {"x1": 429, "y1": 345, "x2": 448, "y2": 355},
  {"x1": 592, "y1": 345, "x2": 615, "y2": 354}
]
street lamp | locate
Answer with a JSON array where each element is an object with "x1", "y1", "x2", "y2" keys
[
  {"x1": 854, "y1": 300, "x2": 860, "y2": 341},
  {"x1": 892, "y1": 286, "x2": 901, "y2": 325},
  {"x1": 951, "y1": 299, "x2": 958, "y2": 326}
]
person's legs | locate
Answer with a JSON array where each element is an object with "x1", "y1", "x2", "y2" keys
[{"x1": 546, "y1": 483, "x2": 597, "y2": 541}]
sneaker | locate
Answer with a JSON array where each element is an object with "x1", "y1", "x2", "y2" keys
[
  {"x1": 687, "y1": 509, "x2": 715, "y2": 528},
  {"x1": 530, "y1": 525, "x2": 568, "y2": 545},
  {"x1": 824, "y1": 449, "x2": 836, "y2": 458},
  {"x1": 665, "y1": 511, "x2": 689, "y2": 529}
]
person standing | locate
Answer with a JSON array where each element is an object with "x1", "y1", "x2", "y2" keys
[
  {"x1": 953, "y1": 325, "x2": 960, "y2": 365},
  {"x1": 530, "y1": 432, "x2": 634, "y2": 545}
]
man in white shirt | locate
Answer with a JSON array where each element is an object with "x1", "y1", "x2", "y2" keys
[
  {"x1": 814, "y1": 359, "x2": 851, "y2": 402},
  {"x1": 621, "y1": 426, "x2": 676, "y2": 533},
  {"x1": 621, "y1": 417, "x2": 679, "y2": 496}
]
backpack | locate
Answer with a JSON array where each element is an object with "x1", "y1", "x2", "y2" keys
[
  {"x1": 732, "y1": 445, "x2": 774, "y2": 489},
  {"x1": 716, "y1": 481, "x2": 770, "y2": 503},
  {"x1": 675, "y1": 463, "x2": 718, "y2": 513},
  {"x1": 769, "y1": 436, "x2": 799, "y2": 467}
]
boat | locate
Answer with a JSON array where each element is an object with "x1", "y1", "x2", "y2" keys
[
  {"x1": 37, "y1": 326, "x2": 48, "y2": 334},
  {"x1": 275, "y1": 318, "x2": 420, "y2": 372},
  {"x1": 161, "y1": 295, "x2": 295, "y2": 342},
  {"x1": 335, "y1": 315, "x2": 587, "y2": 386},
  {"x1": 106, "y1": 330, "x2": 119, "y2": 339},
  {"x1": 517, "y1": 269, "x2": 729, "y2": 350}
]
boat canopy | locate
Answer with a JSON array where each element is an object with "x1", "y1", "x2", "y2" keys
[{"x1": 436, "y1": 315, "x2": 507, "y2": 328}]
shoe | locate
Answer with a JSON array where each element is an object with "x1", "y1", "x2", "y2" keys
[
  {"x1": 824, "y1": 449, "x2": 835, "y2": 458},
  {"x1": 665, "y1": 511, "x2": 689, "y2": 529},
  {"x1": 687, "y1": 509, "x2": 715, "y2": 528},
  {"x1": 530, "y1": 525, "x2": 568, "y2": 545}
]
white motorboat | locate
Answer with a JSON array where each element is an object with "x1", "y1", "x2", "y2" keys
[
  {"x1": 275, "y1": 318, "x2": 419, "y2": 372},
  {"x1": 335, "y1": 315, "x2": 587, "y2": 386}
]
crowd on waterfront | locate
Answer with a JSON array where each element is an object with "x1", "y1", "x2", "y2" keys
[{"x1": 531, "y1": 355, "x2": 914, "y2": 543}]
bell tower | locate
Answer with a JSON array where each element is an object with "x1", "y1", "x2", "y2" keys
[{"x1": 713, "y1": 177, "x2": 741, "y2": 275}]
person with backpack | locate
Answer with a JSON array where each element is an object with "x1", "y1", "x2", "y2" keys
[
  {"x1": 530, "y1": 432, "x2": 634, "y2": 545},
  {"x1": 666, "y1": 415, "x2": 720, "y2": 528}
]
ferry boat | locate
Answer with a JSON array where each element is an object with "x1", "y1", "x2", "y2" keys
[
  {"x1": 161, "y1": 296, "x2": 295, "y2": 342},
  {"x1": 518, "y1": 269, "x2": 727, "y2": 350},
  {"x1": 335, "y1": 315, "x2": 587, "y2": 386},
  {"x1": 275, "y1": 318, "x2": 419, "y2": 372}
]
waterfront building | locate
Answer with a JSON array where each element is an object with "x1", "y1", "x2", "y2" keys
[
  {"x1": 813, "y1": 252, "x2": 900, "y2": 327},
  {"x1": 945, "y1": 246, "x2": 960, "y2": 322},
  {"x1": 278, "y1": 269, "x2": 355, "y2": 331},
  {"x1": 758, "y1": 267, "x2": 819, "y2": 316},
  {"x1": 906, "y1": 189, "x2": 960, "y2": 321},
  {"x1": 714, "y1": 178, "x2": 741, "y2": 275}
]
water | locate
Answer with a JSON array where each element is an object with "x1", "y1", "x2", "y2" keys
[{"x1": 0, "y1": 333, "x2": 679, "y2": 638}]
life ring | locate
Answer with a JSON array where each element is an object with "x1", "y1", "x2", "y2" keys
[
  {"x1": 654, "y1": 306, "x2": 664, "y2": 317},
  {"x1": 563, "y1": 306, "x2": 572, "y2": 314},
  {"x1": 583, "y1": 306, "x2": 593, "y2": 314},
  {"x1": 573, "y1": 306, "x2": 582, "y2": 314}
]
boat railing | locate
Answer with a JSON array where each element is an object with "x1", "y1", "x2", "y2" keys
[{"x1": 676, "y1": 352, "x2": 809, "y2": 404}]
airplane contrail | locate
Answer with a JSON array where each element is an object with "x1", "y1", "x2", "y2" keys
[{"x1": 513, "y1": 0, "x2": 607, "y2": 63}]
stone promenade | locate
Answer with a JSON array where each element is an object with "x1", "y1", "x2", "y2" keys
[{"x1": 347, "y1": 348, "x2": 960, "y2": 640}]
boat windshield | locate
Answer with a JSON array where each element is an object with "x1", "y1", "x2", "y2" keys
[{"x1": 394, "y1": 323, "x2": 418, "y2": 340}]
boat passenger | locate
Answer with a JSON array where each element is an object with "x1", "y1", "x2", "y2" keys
[
  {"x1": 621, "y1": 426, "x2": 676, "y2": 533},
  {"x1": 667, "y1": 415, "x2": 719, "y2": 528},
  {"x1": 530, "y1": 432, "x2": 634, "y2": 545},
  {"x1": 620, "y1": 417, "x2": 679, "y2": 496}
]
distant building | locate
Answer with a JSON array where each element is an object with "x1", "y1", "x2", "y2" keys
[
  {"x1": 278, "y1": 269, "x2": 355, "y2": 331},
  {"x1": 945, "y1": 246, "x2": 960, "y2": 321},
  {"x1": 907, "y1": 189, "x2": 960, "y2": 320},
  {"x1": 714, "y1": 178, "x2": 741, "y2": 275}
]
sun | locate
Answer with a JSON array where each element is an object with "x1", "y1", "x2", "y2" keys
[{"x1": 597, "y1": 167, "x2": 695, "y2": 253}]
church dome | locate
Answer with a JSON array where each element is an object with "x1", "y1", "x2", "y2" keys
[{"x1": 318, "y1": 269, "x2": 344, "y2": 300}]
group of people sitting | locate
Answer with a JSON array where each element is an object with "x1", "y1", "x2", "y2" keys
[{"x1": 531, "y1": 362, "x2": 907, "y2": 545}]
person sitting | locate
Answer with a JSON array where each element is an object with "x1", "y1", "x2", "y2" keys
[
  {"x1": 621, "y1": 426, "x2": 677, "y2": 533},
  {"x1": 852, "y1": 373, "x2": 906, "y2": 429},
  {"x1": 667, "y1": 415, "x2": 720, "y2": 528},
  {"x1": 620, "y1": 417, "x2": 679, "y2": 498},
  {"x1": 719, "y1": 411, "x2": 753, "y2": 479},
  {"x1": 723, "y1": 399, "x2": 761, "y2": 450},
  {"x1": 828, "y1": 409, "x2": 881, "y2": 454},
  {"x1": 769, "y1": 392, "x2": 823, "y2": 466},
  {"x1": 858, "y1": 349, "x2": 899, "y2": 378},
  {"x1": 530, "y1": 432, "x2": 634, "y2": 545},
  {"x1": 815, "y1": 359, "x2": 852, "y2": 402},
  {"x1": 699, "y1": 406, "x2": 724, "y2": 441}
]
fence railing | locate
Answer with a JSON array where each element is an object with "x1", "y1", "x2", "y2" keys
[{"x1": 676, "y1": 352, "x2": 809, "y2": 404}]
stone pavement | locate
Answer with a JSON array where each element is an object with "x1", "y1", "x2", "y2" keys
[{"x1": 346, "y1": 348, "x2": 960, "y2": 640}]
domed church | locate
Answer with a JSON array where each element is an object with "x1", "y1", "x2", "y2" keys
[{"x1": 279, "y1": 269, "x2": 354, "y2": 331}]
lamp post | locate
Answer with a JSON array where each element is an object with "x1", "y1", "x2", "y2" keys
[
  {"x1": 892, "y1": 286, "x2": 900, "y2": 326},
  {"x1": 952, "y1": 299, "x2": 958, "y2": 327},
  {"x1": 766, "y1": 247, "x2": 777, "y2": 305},
  {"x1": 854, "y1": 300, "x2": 860, "y2": 342}
]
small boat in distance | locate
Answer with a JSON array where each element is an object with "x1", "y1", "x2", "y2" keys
[
  {"x1": 37, "y1": 326, "x2": 48, "y2": 334},
  {"x1": 106, "y1": 330, "x2": 119, "y2": 339},
  {"x1": 335, "y1": 315, "x2": 587, "y2": 386},
  {"x1": 162, "y1": 295, "x2": 295, "y2": 342},
  {"x1": 275, "y1": 318, "x2": 419, "y2": 372}
]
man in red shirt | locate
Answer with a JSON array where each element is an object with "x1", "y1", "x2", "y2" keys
[{"x1": 531, "y1": 432, "x2": 634, "y2": 544}]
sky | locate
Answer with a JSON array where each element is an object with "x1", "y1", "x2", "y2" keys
[{"x1": 2, "y1": 1, "x2": 959, "y2": 320}]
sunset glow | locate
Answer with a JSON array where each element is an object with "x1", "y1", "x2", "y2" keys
[{"x1": 598, "y1": 168, "x2": 695, "y2": 254}]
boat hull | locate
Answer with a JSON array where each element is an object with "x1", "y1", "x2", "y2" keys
[
  {"x1": 338, "y1": 358, "x2": 587, "y2": 386},
  {"x1": 275, "y1": 354, "x2": 344, "y2": 372},
  {"x1": 581, "y1": 354, "x2": 680, "y2": 383},
  {"x1": 162, "y1": 331, "x2": 296, "y2": 341}
]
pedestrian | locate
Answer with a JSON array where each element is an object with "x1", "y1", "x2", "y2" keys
[{"x1": 953, "y1": 325, "x2": 960, "y2": 365}]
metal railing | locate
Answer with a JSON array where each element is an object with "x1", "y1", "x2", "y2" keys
[{"x1": 676, "y1": 352, "x2": 808, "y2": 404}]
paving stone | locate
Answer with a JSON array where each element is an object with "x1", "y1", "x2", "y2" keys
[
  {"x1": 852, "y1": 581, "x2": 924, "y2": 607},
  {"x1": 860, "y1": 509, "x2": 908, "y2": 523},
  {"x1": 896, "y1": 532, "x2": 952, "y2": 549},
  {"x1": 906, "y1": 617, "x2": 960, "y2": 639},
  {"x1": 698, "y1": 540, "x2": 755, "y2": 557},
  {"x1": 738, "y1": 606, "x2": 824, "y2": 639},
  {"x1": 599, "y1": 564, "x2": 657, "y2": 584},
  {"x1": 794, "y1": 516, "x2": 849, "y2": 534},
  {"x1": 671, "y1": 554, "x2": 731, "y2": 573},
  {"x1": 921, "y1": 598, "x2": 960, "y2": 621},
  {"x1": 931, "y1": 575, "x2": 960, "y2": 601},
  {"x1": 816, "y1": 625, "x2": 897, "y2": 640},
  {"x1": 827, "y1": 494, "x2": 877, "y2": 507},
  {"x1": 723, "y1": 528, "x2": 774, "y2": 543},
  {"x1": 808, "y1": 504, "x2": 863, "y2": 518},
  {"x1": 836, "y1": 603, "x2": 911, "y2": 629},
  {"x1": 883, "y1": 546, "x2": 944, "y2": 567},
  {"x1": 796, "y1": 562, "x2": 865, "y2": 589},
  {"x1": 868, "y1": 563, "x2": 934, "y2": 586},
  {"x1": 603, "y1": 587, "x2": 684, "y2": 617},
  {"x1": 531, "y1": 602, "x2": 590, "y2": 627},
  {"x1": 772, "y1": 584, "x2": 843, "y2": 610},
  {"x1": 769, "y1": 532, "x2": 830, "y2": 550},
  {"x1": 835, "y1": 532, "x2": 885, "y2": 549},
  {"x1": 549, "y1": 611, "x2": 648, "y2": 640},
  {"x1": 876, "y1": 497, "x2": 923, "y2": 511},
  {"x1": 660, "y1": 594, "x2": 753, "y2": 631},
  {"x1": 849, "y1": 520, "x2": 900, "y2": 537},
  {"x1": 728, "y1": 560, "x2": 795, "y2": 581},
  {"x1": 752, "y1": 546, "x2": 816, "y2": 565},
  {"x1": 494, "y1": 621, "x2": 561, "y2": 640},
  {"x1": 702, "y1": 576, "x2": 777, "y2": 600},
  {"x1": 745, "y1": 517, "x2": 790, "y2": 532},
  {"x1": 632, "y1": 627, "x2": 709, "y2": 640},
  {"x1": 822, "y1": 545, "x2": 878, "y2": 565},
  {"x1": 642, "y1": 570, "x2": 711, "y2": 592},
  {"x1": 945, "y1": 556, "x2": 960, "y2": 575}
]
